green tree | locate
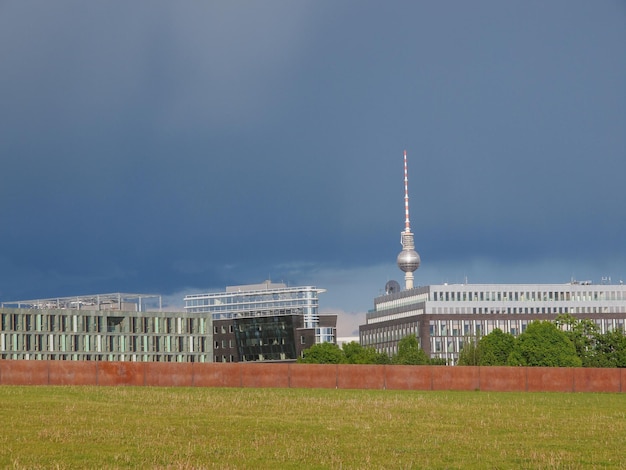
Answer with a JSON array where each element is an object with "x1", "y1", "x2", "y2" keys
[
  {"x1": 554, "y1": 314, "x2": 598, "y2": 366},
  {"x1": 587, "y1": 329, "x2": 626, "y2": 368},
  {"x1": 298, "y1": 342, "x2": 345, "y2": 364},
  {"x1": 342, "y1": 341, "x2": 368, "y2": 364},
  {"x1": 392, "y1": 335, "x2": 430, "y2": 365},
  {"x1": 479, "y1": 328, "x2": 515, "y2": 366},
  {"x1": 507, "y1": 321, "x2": 582, "y2": 367},
  {"x1": 457, "y1": 337, "x2": 481, "y2": 366},
  {"x1": 342, "y1": 341, "x2": 390, "y2": 364}
]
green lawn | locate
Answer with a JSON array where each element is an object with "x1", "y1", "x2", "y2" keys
[{"x1": 0, "y1": 386, "x2": 624, "y2": 469}]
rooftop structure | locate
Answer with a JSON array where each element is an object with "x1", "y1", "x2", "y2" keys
[{"x1": 1, "y1": 293, "x2": 162, "y2": 312}]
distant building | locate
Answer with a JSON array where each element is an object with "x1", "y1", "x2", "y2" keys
[
  {"x1": 184, "y1": 281, "x2": 337, "y2": 362},
  {"x1": 360, "y1": 282, "x2": 626, "y2": 364},
  {"x1": 1, "y1": 293, "x2": 211, "y2": 362}
]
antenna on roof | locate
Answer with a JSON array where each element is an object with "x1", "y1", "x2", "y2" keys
[{"x1": 403, "y1": 150, "x2": 411, "y2": 232}]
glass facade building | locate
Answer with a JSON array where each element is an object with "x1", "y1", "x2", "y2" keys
[
  {"x1": 185, "y1": 281, "x2": 337, "y2": 362},
  {"x1": 360, "y1": 282, "x2": 626, "y2": 365}
]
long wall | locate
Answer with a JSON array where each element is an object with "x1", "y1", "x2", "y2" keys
[{"x1": 0, "y1": 360, "x2": 624, "y2": 392}]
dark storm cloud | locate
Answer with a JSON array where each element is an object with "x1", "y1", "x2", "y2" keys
[{"x1": 0, "y1": 1, "x2": 624, "y2": 320}]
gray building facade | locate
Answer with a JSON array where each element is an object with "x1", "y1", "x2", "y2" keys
[{"x1": 1, "y1": 293, "x2": 212, "y2": 362}]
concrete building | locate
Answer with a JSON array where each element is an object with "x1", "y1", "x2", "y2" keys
[
  {"x1": 1, "y1": 293, "x2": 211, "y2": 362},
  {"x1": 184, "y1": 281, "x2": 337, "y2": 362},
  {"x1": 359, "y1": 151, "x2": 626, "y2": 364},
  {"x1": 360, "y1": 282, "x2": 626, "y2": 364}
]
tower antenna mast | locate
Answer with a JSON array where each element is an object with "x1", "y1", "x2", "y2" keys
[
  {"x1": 404, "y1": 150, "x2": 411, "y2": 233},
  {"x1": 396, "y1": 150, "x2": 420, "y2": 289}
]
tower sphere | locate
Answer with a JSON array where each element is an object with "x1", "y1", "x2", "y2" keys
[{"x1": 397, "y1": 249, "x2": 420, "y2": 272}]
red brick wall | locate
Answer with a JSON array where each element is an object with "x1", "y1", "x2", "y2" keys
[{"x1": 0, "y1": 360, "x2": 623, "y2": 392}]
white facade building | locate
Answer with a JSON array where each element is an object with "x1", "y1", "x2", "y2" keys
[{"x1": 360, "y1": 282, "x2": 626, "y2": 364}]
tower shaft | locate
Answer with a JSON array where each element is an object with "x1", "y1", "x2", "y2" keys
[
  {"x1": 396, "y1": 150, "x2": 420, "y2": 289},
  {"x1": 404, "y1": 150, "x2": 411, "y2": 232}
]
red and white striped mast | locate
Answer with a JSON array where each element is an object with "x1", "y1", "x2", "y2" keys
[
  {"x1": 397, "y1": 150, "x2": 421, "y2": 289},
  {"x1": 404, "y1": 150, "x2": 411, "y2": 233}
]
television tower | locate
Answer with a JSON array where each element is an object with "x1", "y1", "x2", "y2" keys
[{"x1": 396, "y1": 150, "x2": 420, "y2": 289}]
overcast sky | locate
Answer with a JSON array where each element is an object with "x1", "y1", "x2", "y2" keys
[{"x1": 1, "y1": 1, "x2": 624, "y2": 336}]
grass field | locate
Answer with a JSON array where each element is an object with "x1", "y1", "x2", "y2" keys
[{"x1": 0, "y1": 386, "x2": 624, "y2": 469}]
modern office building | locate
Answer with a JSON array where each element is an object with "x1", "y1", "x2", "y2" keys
[
  {"x1": 359, "y1": 151, "x2": 626, "y2": 364},
  {"x1": 184, "y1": 281, "x2": 337, "y2": 362},
  {"x1": 360, "y1": 282, "x2": 626, "y2": 364},
  {"x1": 1, "y1": 293, "x2": 212, "y2": 362}
]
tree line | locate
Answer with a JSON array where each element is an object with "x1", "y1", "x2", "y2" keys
[
  {"x1": 298, "y1": 335, "x2": 445, "y2": 365},
  {"x1": 299, "y1": 315, "x2": 626, "y2": 367},
  {"x1": 458, "y1": 314, "x2": 626, "y2": 367}
]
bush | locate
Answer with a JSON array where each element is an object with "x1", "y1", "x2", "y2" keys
[{"x1": 507, "y1": 321, "x2": 582, "y2": 367}]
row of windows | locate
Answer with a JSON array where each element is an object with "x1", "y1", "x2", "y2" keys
[
  {"x1": 214, "y1": 338, "x2": 289, "y2": 349},
  {"x1": 186, "y1": 298, "x2": 317, "y2": 310},
  {"x1": 431, "y1": 290, "x2": 626, "y2": 302},
  {"x1": 0, "y1": 333, "x2": 209, "y2": 354},
  {"x1": 215, "y1": 324, "x2": 235, "y2": 334},
  {"x1": 0, "y1": 314, "x2": 208, "y2": 335},
  {"x1": 205, "y1": 309, "x2": 307, "y2": 319},
  {"x1": 429, "y1": 319, "x2": 528, "y2": 338},
  {"x1": 360, "y1": 322, "x2": 419, "y2": 351},
  {"x1": 215, "y1": 355, "x2": 236, "y2": 362},
  {"x1": 213, "y1": 323, "x2": 291, "y2": 334},
  {"x1": 0, "y1": 353, "x2": 209, "y2": 362},
  {"x1": 428, "y1": 306, "x2": 624, "y2": 315},
  {"x1": 375, "y1": 293, "x2": 428, "y2": 312},
  {"x1": 191, "y1": 303, "x2": 317, "y2": 315},
  {"x1": 185, "y1": 290, "x2": 317, "y2": 307}
]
